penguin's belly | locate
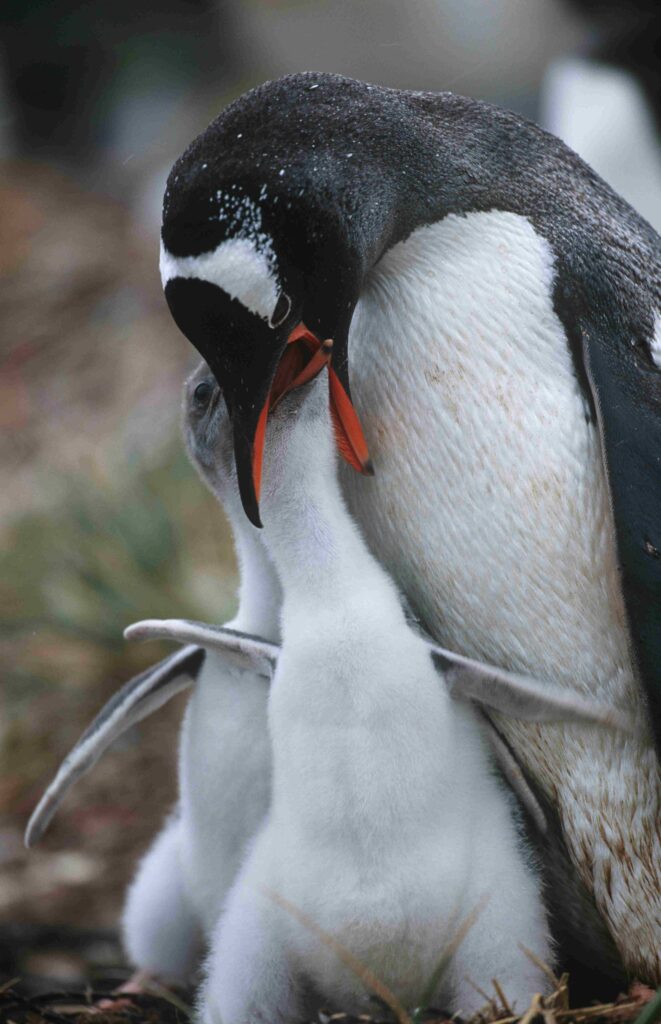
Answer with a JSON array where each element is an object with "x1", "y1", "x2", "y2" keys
[
  {"x1": 178, "y1": 657, "x2": 270, "y2": 934},
  {"x1": 341, "y1": 210, "x2": 661, "y2": 981}
]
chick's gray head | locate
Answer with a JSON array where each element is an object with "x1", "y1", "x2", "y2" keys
[
  {"x1": 183, "y1": 361, "x2": 237, "y2": 504},
  {"x1": 184, "y1": 357, "x2": 337, "y2": 526}
]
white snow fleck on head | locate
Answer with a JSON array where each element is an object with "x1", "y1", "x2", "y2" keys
[
  {"x1": 160, "y1": 187, "x2": 279, "y2": 322},
  {"x1": 649, "y1": 312, "x2": 661, "y2": 369}
]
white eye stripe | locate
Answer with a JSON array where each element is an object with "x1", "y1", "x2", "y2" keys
[{"x1": 160, "y1": 237, "x2": 279, "y2": 322}]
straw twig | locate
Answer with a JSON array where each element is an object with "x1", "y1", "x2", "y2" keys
[{"x1": 262, "y1": 886, "x2": 413, "y2": 1024}]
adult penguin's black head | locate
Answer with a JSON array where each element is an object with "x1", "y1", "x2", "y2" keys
[{"x1": 160, "y1": 73, "x2": 406, "y2": 526}]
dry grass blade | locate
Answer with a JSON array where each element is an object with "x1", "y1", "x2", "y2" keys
[
  {"x1": 418, "y1": 895, "x2": 490, "y2": 1011},
  {"x1": 519, "y1": 992, "x2": 544, "y2": 1024},
  {"x1": 0, "y1": 991, "x2": 74, "y2": 1024},
  {"x1": 465, "y1": 978, "x2": 496, "y2": 1011},
  {"x1": 519, "y1": 945, "x2": 563, "y2": 994},
  {"x1": 39, "y1": 1005, "x2": 92, "y2": 1016},
  {"x1": 492, "y1": 978, "x2": 513, "y2": 1016},
  {"x1": 472, "y1": 978, "x2": 652, "y2": 1024},
  {"x1": 261, "y1": 887, "x2": 413, "y2": 1024},
  {"x1": 141, "y1": 979, "x2": 194, "y2": 1018},
  {"x1": 552, "y1": 974, "x2": 570, "y2": 1013},
  {"x1": 554, "y1": 1002, "x2": 638, "y2": 1021},
  {"x1": 0, "y1": 979, "x2": 21, "y2": 996}
]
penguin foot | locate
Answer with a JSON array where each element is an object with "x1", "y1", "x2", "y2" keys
[
  {"x1": 90, "y1": 970, "x2": 173, "y2": 1013},
  {"x1": 627, "y1": 981, "x2": 657, "y2": 1006},
  {"x1": 608, "y1": 981, "x2": 659, "y2": 1023}
]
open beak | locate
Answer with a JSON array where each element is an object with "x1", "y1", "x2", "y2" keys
[
  {"x1": 162, "y1": 277, "x2": 371, "y2": 526},
  {"x1": 245, "y1": 322, "x2": 372, "y2": 527}
]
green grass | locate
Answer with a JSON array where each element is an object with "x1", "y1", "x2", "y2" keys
[{"x1": 0, "y1": 441, "x2": 238, "y2": 789}]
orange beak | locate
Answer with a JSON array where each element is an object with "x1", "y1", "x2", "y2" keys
[{"x1": 251, "y1": 322, "x2": 373, "y2": 502}]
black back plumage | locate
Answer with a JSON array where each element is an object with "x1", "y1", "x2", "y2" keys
[{"x1": 164, "y1": 73, "x2": 661, "y2": 747}]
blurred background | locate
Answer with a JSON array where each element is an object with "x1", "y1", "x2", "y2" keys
[{"x1": 0, "y1": 0, "x2": 658, "y2": 996}]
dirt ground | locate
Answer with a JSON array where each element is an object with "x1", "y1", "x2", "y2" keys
[{"x1": 0, "y1": 162, "x2": 238, "y2": 995}]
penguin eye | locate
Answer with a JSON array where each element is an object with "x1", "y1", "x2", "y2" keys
[
  {"x1": 193, "y1": 380, "x2": 214, "y2": 407},
  {"x1": 270, "y1": 291, "x2": 291, "y2": 328}
]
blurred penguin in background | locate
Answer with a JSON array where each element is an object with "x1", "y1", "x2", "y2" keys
[
  {"x1": 0, "y1": 0, "x2": 242, "y2": 181},
  {"x1": 542, "y1": 0, "x2": 661, "y2": 230}
]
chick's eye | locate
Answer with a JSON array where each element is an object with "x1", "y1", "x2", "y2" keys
[{"x1": 194, "y1": 380, "x2": 214, "y2": 406}]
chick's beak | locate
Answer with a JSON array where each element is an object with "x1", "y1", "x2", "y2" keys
[{"x1": 248, "y1": 322, "x2": 372, "y2": 525}]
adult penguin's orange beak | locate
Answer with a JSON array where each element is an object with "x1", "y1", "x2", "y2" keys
[
  {"x1": 163, "y1": 277, "x2": 372, "y2": 528},
  {"x1": 250, "y1": 322, "x2": 373, "y2": 519}
]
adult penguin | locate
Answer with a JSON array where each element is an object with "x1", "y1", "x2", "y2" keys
[{"x1": 159, "y1": 73, "x2": 661, "y2": 987}]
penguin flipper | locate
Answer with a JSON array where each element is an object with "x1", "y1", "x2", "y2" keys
[
  {"x1": 24, "y1": 645, "x2": 204, "y2": 848},
  {"x1": 581, "y1": 323, "x2": 661, "y2": 750},
  {"x1": 479, "y1": 713, "x2": 547, "y2": 834},
  {"x1": 125, "y1": 619, "x2": 278, "y2": 679},
  {"x1": 428, "y1": 643, "x2": 632, "y2": 730}
]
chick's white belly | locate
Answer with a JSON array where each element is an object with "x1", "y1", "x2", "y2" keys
[
  {"x1": 268, "y1": 634, "x2": 459, "y2": 841},
  {"x1": 263, "y1": 638, "x2": 534, "y2": 1006},
  {"x1": 341, "y1": 210, "x2": 661, "y2": 979},
  {"x1": 178, "y1": 657, "x2": 270, "y2": 934},
  {"x1": 261, "y1": 820, "x2": 471, "y2": 1009}
]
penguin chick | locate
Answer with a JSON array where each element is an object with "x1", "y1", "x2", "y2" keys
[
  {"x1": 26, "y1": 362, "x2": 629, "y2": 990},
  {"x1": 200, "y1": 374, "x2": 553, "y2": 1024},
  {"x1": 119, "y1": 362, "x2": 282, "y2": 983},
  {"x1": 26, "y1": 364, "x2": 631, "y2": 1005}
]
